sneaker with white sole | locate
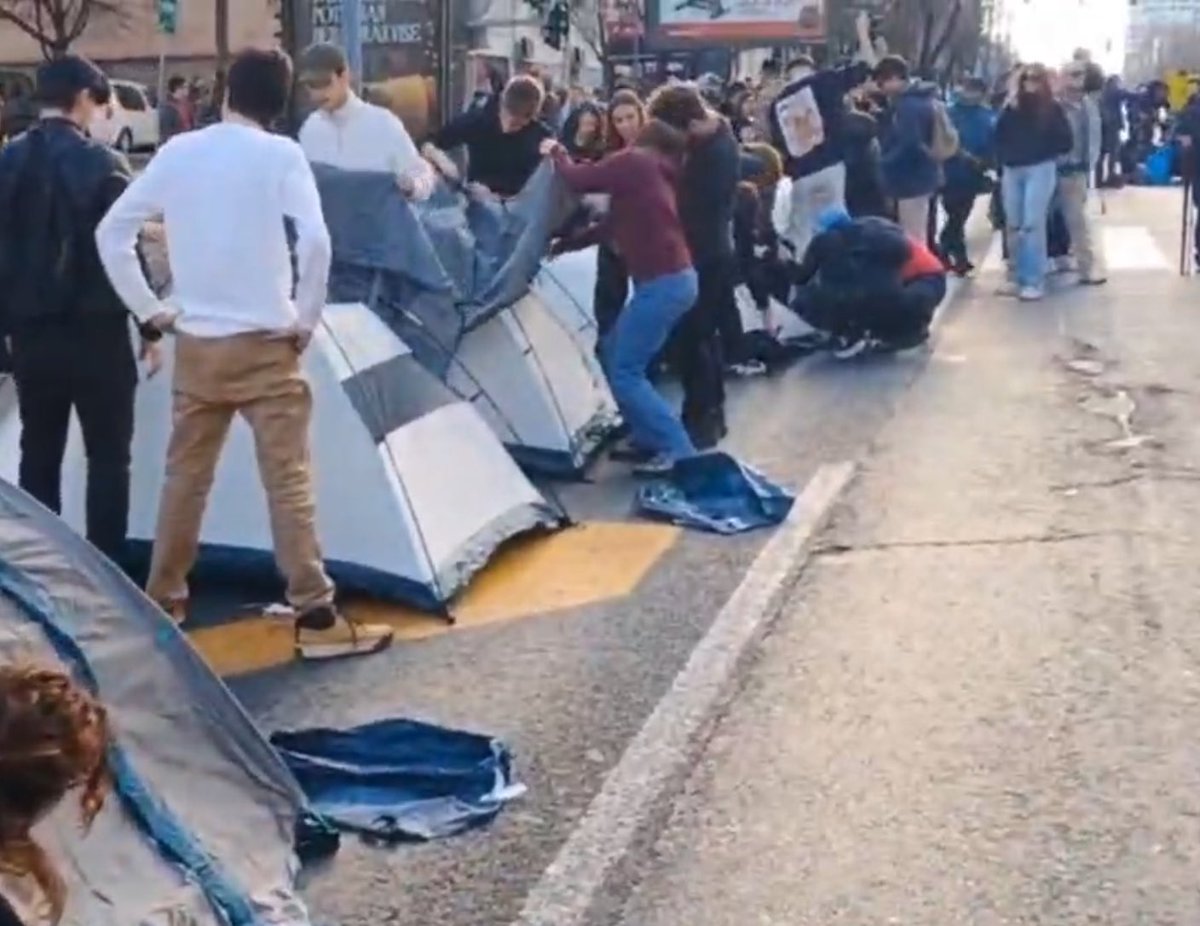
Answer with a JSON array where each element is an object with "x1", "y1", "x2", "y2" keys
[
  {"x1": 632, "y1": 453, "x2": 676, "y2": 477},
  {"x1": 294, "y1": 607, "x2": 394, "y2": 661},
  {"x1": 832, "y1": 336, "x2": 871, "y2": 360},
  {"x1": 1018, "y1": 286, "x2": 1044, "y2": 301},
  {"x1": 728, "y1": 359, "x2": 768, "y2": 377}
]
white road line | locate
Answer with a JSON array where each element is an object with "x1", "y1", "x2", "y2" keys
[
  {"x1": 981, "y1": 225, "x2": 1169, "y2": 273},
  {"x1": 511, "y1": 461, "x2": 857, "y2": 926}
]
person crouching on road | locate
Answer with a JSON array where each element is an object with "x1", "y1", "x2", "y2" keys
[
  {"x1": 790, "y1": 207, "x2": 942, "y2": 357},
  {"x1": 96, "y1": 48, "x2": 394, "y2": 661},
  {"x1": 542, "y1": 120, "x2": 698, "y2": 476},
  {"x1": 994, "y1": 64, "x2": 1074, "y2": 301},
  {"x1": 1056, "y1": 60, "x2": 1107, "y2": 286}
]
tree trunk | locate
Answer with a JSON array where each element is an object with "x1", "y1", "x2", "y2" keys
[{"x1": 215, "y1": 0, "x2": 230, "y2": 70}]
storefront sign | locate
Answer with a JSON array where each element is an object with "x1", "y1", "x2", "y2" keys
[{"x1": 650, "y1": 0, "x2": 823, "y2": 44}]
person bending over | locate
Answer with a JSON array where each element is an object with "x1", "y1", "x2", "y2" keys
[
  {"x1": 542, "y1": 120, "x2": 698, "y2": 476},
  {"x1": 791, "y1": 207, "x2": 944, "y2": 357},
  {"x1": 422, "y1": 75, "x2": 553, "y2": 200}
]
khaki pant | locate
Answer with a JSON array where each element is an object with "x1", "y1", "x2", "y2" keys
[
  {"x1": 896, "y1": 196, "x2": 931, "y2": 241},
  {"x1": 1057, "y1": 173, "x2": 1105, "y2": 280},
  {"x1": 146, "y1": 332, "x2": 334, "y2": 612}
]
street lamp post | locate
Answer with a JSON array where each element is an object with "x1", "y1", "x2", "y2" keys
[{"x1": 342, "y1": 0, "x2": 364, "y2": 88}]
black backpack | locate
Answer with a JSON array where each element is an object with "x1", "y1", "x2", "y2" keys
[{"x1": 0, "y1": 126, "x2": 90, "y2": 325}]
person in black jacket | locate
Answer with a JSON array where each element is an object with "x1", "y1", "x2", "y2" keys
[
  {"x1": 790, "y1": 207, "x2": 922, "y2": 353},
  {"x1": 994, "y1": 64, "x2": 1074, "y2": 301},
  {"x1": 648, "y1": 83, "x2": 739, "y2": 449},
  {"x1": 0, "y1": 56, "x2": 163, "y2": 564}
]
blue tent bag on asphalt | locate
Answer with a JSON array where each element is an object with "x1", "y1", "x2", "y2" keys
[
  {"x1": 1143, "y1": 145, "x2": 1174, "y2": 186},
  {"x1": 271, "y1": 719, "x2": 526, "y2": 842},
  {"x1": 636, "y1": 452, "x2": 795, "y2": 535}
]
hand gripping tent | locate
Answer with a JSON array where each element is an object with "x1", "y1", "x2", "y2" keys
[
  {"x1": 314, "y1": 163, "x2": 620, "y2": 478},
  {"x1": 0, "y1": 303, "x2": 561, "y2": 610},
  {"x1": 0, "y1": 477, "x2": 310, "y2": 926}
]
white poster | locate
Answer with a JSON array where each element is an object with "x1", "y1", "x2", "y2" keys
[{"x1": 773, "y1": 83, "x2": 825, "y2": 160}]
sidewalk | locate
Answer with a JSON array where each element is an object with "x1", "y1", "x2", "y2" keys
[{"x1": 615, "y1": 186, "x2": 1200, "y2": 925}]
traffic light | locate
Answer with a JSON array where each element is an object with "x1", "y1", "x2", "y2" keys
[
  {"x1": 541, "y1": 0, "x2": 569, "y2": 50},
  {"x1": 157, "y1": 0, "x2": 178, "y2": 35}
]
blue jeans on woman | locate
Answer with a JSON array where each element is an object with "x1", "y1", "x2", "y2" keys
[
  {"x1": 1001, "y1": 160, "x2": 1058, "y2": 290},
  {"x1": 601, "y1": 269, "x2": 699, "y2": 461}
]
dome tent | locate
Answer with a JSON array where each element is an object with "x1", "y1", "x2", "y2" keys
[
  {"x1": 0, "y1": 477, "x2": 310, "y2": 926},
  {"x1": 0, "y1": 303, "x2": 561, "y2": 610},
  {"x1": 314, "y1": 163, "x2": 619, "y2": 478}
]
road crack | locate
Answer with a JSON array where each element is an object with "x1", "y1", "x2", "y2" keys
[{"x1": 815, "y1": 529, "x2": 1164, "y2": 557}]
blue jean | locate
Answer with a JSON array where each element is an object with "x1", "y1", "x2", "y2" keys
[
  {"x1": 1001, "y1": 160, "x2": 1058, "y2": 289},
  {"x1": 601, "y1": 269, "x2": 698, "y2": 460}
]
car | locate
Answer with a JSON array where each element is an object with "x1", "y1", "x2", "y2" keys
[{"x1": 90, "y1": 79, "x2": 159, "y2": 152}]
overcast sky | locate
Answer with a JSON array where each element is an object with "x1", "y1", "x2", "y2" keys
[{"x1": 1009, "y1": 0, "x2": 1127, "y2": 71}]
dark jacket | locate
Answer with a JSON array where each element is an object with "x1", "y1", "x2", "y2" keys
[
  {"x1": 943, "y1": 100, "x2": 995, "y2": 190},
  {"x1": 679, "y1": 118, "x2": 739, "y2": 266},
  {"x1": 841, "y1": 108, "x2": 888, "y2": 218},
  {"x1": 994, "y1": 100, "x2": 1074, "y2": 168},
  {"x1": 0, "y1": 118, "x2": 136, "y2": 335},
  {"x1": 768, "y1": 62, "x2": 872, "y2": 179},
  {"x1": 793, "y1": 215, "x2": 911, "y2": 297},
  {"x1": 552, "y1": 146, "x2": 693, "y2": 283},
  {"x1": 879, "y1": 81, "x2": 941, "y2": 199},
  {"x1": 432, "y1": 97, "x2": 553, "y2": 197}
]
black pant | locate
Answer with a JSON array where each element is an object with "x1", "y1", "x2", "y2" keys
[
  {"x1": 938, "y1": 186, "x2": 977, "y2": 267},
  {"x1": 11, "y1": 321, "x2": 137, "y2": 563},
  {"x1": 679, "y1": 256, "x2": 731, "y2": 428},
  {"x1": 1048, "y1": 205, "x2": 1071, "y2": 259},
  {"x1": 794, "y1": 275, "x2": 942, "y2": 345},
  {"x1": 593, "y1": 243, "x2": 629, "y2": 340}
]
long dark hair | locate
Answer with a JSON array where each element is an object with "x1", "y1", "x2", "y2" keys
[
  {"x1": 604, "y1": 89, "x2": 647, "y2": 153},
  {"x1": 1012, "y1": 63, "x2": 1056, "y2": 117}
]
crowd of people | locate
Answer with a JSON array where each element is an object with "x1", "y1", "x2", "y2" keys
[{"x1": 0, "y1": 20, "x2": 1154, "y2": 757}]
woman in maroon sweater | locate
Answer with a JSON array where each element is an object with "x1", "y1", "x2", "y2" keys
[{"x1": 541, "y1": 120, "x2": 698, "y2": 473}]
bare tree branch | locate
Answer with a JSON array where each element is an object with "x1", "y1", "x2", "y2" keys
[{"x1": 0, "y1": 0, "x2": 129, "y2": 59}]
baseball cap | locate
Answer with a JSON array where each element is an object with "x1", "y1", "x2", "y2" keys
[
  {"x1": 297, "y1": 43, "x2": 348, "y2": 88},
  {"x1": 35, "y1": 54, "x2": 110, "y2": 107}
]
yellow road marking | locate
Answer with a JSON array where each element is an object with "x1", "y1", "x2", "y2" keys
[{"x1": 188, "y1": 521, "x2": 680, "y2": 677}]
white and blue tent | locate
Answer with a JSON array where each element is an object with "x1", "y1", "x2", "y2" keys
[
  {"x1": 314, "y1": 164, "x2": 619, "y2": 477},
  {"x1": 0, "y1": 477, "x2": 311, "y2": 926},
  {"x1": 0, "y1": 303, "x2": 561, "y2": 610}
]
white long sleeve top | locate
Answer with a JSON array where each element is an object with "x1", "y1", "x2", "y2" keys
[
  {"x1": 95, "y1": 119, "x2": 332, "y2": 338},
  {"x1": 299, "y1": 92, "x2": 435, "y2": 200}
]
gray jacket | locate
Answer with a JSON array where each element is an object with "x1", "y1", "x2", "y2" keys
[{"x1": 1057, "y1": 93, "x2": 1102, "y2": 175}]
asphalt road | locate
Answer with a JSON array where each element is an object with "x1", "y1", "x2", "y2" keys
[
  {"x1": 218, "y1": 213, "x2": 989, "y2": 925},
  {"x1": 614, "y1": 187, "x2": 1200, "y2": 925}
]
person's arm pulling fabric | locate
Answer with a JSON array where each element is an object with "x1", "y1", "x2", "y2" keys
[
  {"x1": 548, "y1": 143, "x2": 630, "y2": 195},
  {"x1": 383, "y1": 108, "x2": 436, "y2": 201}
]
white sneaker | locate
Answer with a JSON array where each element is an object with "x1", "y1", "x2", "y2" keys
[
  {"x1": 632, "y1": 453, "x2": 676, "y2": 477},
  {"x1": 832, "y1": 337, "x2": 871, "y2": 360},
  {"x1": 1018, "y1": 286, "x2": 1044, "y2": 301},
  {"x1": 995, "y1": 280, "x2": 1019, "y2": 297}
]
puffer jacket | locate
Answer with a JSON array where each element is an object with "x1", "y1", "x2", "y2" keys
[
  {"x1": 879, "y1": 81, "x2": 941, "y2": 199},
  {"x1": 793, "y1": 215, "x2": 912, "y2": 298}
]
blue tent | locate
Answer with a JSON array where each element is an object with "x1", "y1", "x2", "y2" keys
[{"x1": 0, "y1": 480, "x2": 309, "y2": 926}]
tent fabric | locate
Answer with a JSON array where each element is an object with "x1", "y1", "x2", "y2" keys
[
  {"x1": 271, "y1": 718, "x2": 525, "y2": 842},
  {"x1": 316, "y1": 166, "x2": 618, "y2": 477},
  {"x1": 636, "y1": 452, "x2": 795, "y2": 535},
  {"x1": 0, "y1": 303, "x2": 561, "y2": 609},
  {"x1": 0, "y1": 479, "x2": 309, "y2": 926}
]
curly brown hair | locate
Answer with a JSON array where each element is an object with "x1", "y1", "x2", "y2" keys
[{"x1": 0, "y1": 665, "x2": 112, "y2": 924}]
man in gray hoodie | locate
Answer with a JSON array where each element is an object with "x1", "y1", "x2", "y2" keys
[{"x1": 1056, "y1": 60, "x2": 1106, "y2": 285}]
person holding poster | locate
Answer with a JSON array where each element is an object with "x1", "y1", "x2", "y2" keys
[{"x1": 768, "y1": 11, "x2": 877, "y2": 263}]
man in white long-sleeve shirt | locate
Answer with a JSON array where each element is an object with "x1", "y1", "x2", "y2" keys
[
  {"x1": 297, "y1": 42, "x2": 435, "y2": 199},
  {"x1": 95, "y1": 48, "x2": 393, "y2": 661}
]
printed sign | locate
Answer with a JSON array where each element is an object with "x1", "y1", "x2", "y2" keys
[
  {"x1": 652, "y1": 0, "x2": 823, "y2": 43},
  {"x1": 773, "y1": 83, "x2": 825, "y2": 159}
]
